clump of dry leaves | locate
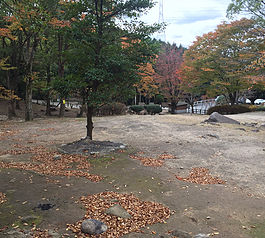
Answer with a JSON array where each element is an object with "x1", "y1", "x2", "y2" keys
[
  {"x1": 176, "y1": 167, "x2": 226, "y2": 185},
  {"x1": 130, "y1": 152, "x2": 177, "y2": 167},
  {"x1": 67, "y1": 192, "x2": 171, "y2": 237},
  {"x1": 0, "y1": 192, "x2": 7, "y2": 204},
  {"x1": 0, "y1": 145, "x2": 102, "y2": 182}
]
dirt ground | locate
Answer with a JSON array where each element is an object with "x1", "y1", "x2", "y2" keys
[{"x1": 0, "y1": 103, "x2": 265, "y2": 238}]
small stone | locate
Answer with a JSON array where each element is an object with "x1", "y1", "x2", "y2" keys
[
  {"x1": 81, "y1": 219, "x2": 107, "y2": 235},
  {"x1": 193, "y1": 234, "x2": 209, "y2": 238},
  {"x1": 105, "y1": 204, "x2": 131, "y2": 219},
  {"x1": 119, "y1": 145, "x2": 126, "y2": 149},
  {"x1": 90, "y1": 151, "x2": 99, "y2": 155}
]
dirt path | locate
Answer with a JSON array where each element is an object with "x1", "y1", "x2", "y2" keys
[{"x1": 0, "y1": 112, "x2": 265, "y2": 238}]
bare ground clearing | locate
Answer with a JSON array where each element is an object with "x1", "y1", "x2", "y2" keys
[{"x1": 0, "y1": 111, "x2": 265, "y2": 238}]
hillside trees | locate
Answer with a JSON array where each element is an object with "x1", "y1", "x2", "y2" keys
[{"x1": 182, "y1": 18, "x2": 264, "y2": 105}]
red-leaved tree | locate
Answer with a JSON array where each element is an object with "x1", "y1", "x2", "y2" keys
[{"x1": 155, "y1": 45, "x2": 184, "y2": 113}]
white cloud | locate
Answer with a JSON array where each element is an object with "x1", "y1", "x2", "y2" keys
[{"x1": 141, "y1": 0, "x2": 233, "y2": 47}]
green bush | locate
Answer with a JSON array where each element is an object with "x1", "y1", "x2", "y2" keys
[
  {"x1": 207, "y1": 105, "x2": 251, "y2": 115},
  {"x1": 144, "y1": 104, "x2": 162, "y2": 115},
  {"x1": 255, "y1": 106, "x2": 265, "y2": 111},
  {"x1": 129, "y1": 105, "x2": 144, "y2": 113}
]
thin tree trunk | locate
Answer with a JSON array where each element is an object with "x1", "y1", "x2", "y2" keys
[
  {"x1": 16, "y1": 100, "x2": 20, "y2": 110},
  {"x1": 77, "y1": 95, "x2": 86, "y2": 117},
  {"x1": 46, "y1": 97, "x2": 51, "y2": 116},
  {"x1": 24, "y1": 35, "x2": 38, "y2": 121},
  {"x1": 59, "y1": 99, "x2": 65, "y2": 117},
  {"x1": 25, "y1": 77, "x2": 33, "y2": 121},
  {"x1": 8, "y1": 100, "x2": 16, "y2": 119},
  {"x1": 170, "y1": 99, "x2": 176, "y2": 114},
  {"x1": 86, "y1": 104, "x2": 94, "y2": 140},
  {"x1": 45, "y1": 65, "x2": 51, "y2": 116},
  {"x1": 7, "y1": 73, "x2": 16, "y2": 119}
]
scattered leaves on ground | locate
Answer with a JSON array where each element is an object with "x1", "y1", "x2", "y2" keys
[
  {"x1": 0, "y1": 129, "x2": 20, "y2": 139},
  {"x1": 67, "y1": 192, "x2": 171, "y2": 237},
  {"x1": 0, "y1": 145, "x2": 102, "y2": 182},
  {"x1": 130, "y1": 152, "x2": 177, "y2": 167},
  {"x1": 0, "y1": 192, "x2": 7, "y2": 204},
  {"x1": 176, "y1": 167, "x2": 226, "y2": 185}
]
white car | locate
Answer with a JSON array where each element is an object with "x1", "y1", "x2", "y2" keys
[{"x1": 254, "y1": 99, "x2": 265, "y2": 105}]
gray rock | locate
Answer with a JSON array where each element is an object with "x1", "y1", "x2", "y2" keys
[
  {"x1": 193, "y1": 234, "x2": 210, "y2": 238},
  {"x1": 260, "y1": 123, "x2": 265, "y2": 130},
  {"x1": 105, "y1": 204, "x2": 131, "y2": 219},
  {"x1": 120, "y1": 145, "x2": 126, "y2": 149},
  {"x1": 53, "y1": 154, "x2": 61, "y2": 160},
  {"x1": 206, "y1": 134, "x2": 219, "y2": 139},
  {"x1": 171, "y1": 230, "x2": 192, "y2": 238},
  {"x1": 205, "y1": 112, "x2": 240, "y2": 125},
  {"x1": 81, "y1": 219, "x2": 107, "y2": 235}
]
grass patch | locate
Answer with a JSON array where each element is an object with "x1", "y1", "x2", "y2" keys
[{"x1": 248, "y1": 221, "x2": 265, "y2": 238}]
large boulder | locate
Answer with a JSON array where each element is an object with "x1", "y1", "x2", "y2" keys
[
  {"x1": 81, "y1": 219, "x2": 107, "y2": 235},
  {"x1": 205, "y1": 112, "x2": 240, "y2": 125}
]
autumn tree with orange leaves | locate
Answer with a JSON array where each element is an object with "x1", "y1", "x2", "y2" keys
[
  {"x1": 183, "y1": 18, "x2": 264, "y2": 105},
  {"x1": 135, "y1": 63, "x2": 158, "y2": 104}
]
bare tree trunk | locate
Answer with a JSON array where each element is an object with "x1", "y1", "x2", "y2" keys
[
  {"x1": 86, "y1": 104, "x2": 94, "y2": 140},
  {"x1": 7, "y1": 73, "x2": 16, "y2": 119},
  {"x1": 46, "y1": 97, "x2": 51, "y2": 116},
  {"x1": 15, "y1": 100, "x2": 20, "y2": 110},
  {"x1": 77, "y1": 95, "x2": 86, "y2": 117},
  {"x1": 59, "y1": 99, "x2": 65, "y2": 117},
  {"x1": 170, "y1": 99, "x2": 176, "y2": 114},
  {"x1": 24, "y1": 35, "x2": 38, "y2": 121},
  {"x1": 8, "y1": 100, "x2": 16, "y2": 119},
  {"x1": 45, "y1": 65, "x2": 51, "y2": 116},
  {"x1": 25, "y1": 77, "x2": 33, "y2": 121}
]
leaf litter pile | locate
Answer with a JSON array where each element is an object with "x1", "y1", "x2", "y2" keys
[
  {"x1": 0, "y1": 145, "x2": 102, "y2": 182},
  {"x1": 130, "y1": 152, "x2": 177, "y2": 167},
  {"x1": 0, "y1": 192, "x2": 7, "y2": 204},
  {"x1": 176, "y1": 167, "x2": 226, "y2": 185},
  {"x1": 67, "y1": 192, "x2": 171, "y2": 237}
]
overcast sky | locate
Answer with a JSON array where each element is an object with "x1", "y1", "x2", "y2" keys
[{"x1": 141, "y1": 0, "x2": 233, "y2": 47}]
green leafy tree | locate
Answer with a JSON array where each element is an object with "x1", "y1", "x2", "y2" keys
[
  {"x1": 67, "y1": 0, "x2": 160, "y2": 139},
  {"x1": 227, "y1": 0, "x2": 265, "y2": 28}
]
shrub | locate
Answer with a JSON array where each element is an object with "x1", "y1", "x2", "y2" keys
[
  {"x1": 255, "y1": 106, "x2": 265, "y2": 111},
  {"x1": 144, "y1": 104, "x2": 162, "y2": 115},
  {"x1": 207, "y1": 105, "x2": 251, "y2": 115},
  {"x1": 129, "y1": 105, "x2": 144, "y2": 114},
  {"x1": 95, "y1": 103, "x2": 127, "y2": 116}
]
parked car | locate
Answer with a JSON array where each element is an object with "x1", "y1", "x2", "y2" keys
[{"x1": 254, "y1": 99, "x2": 265, "y2": 105}]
